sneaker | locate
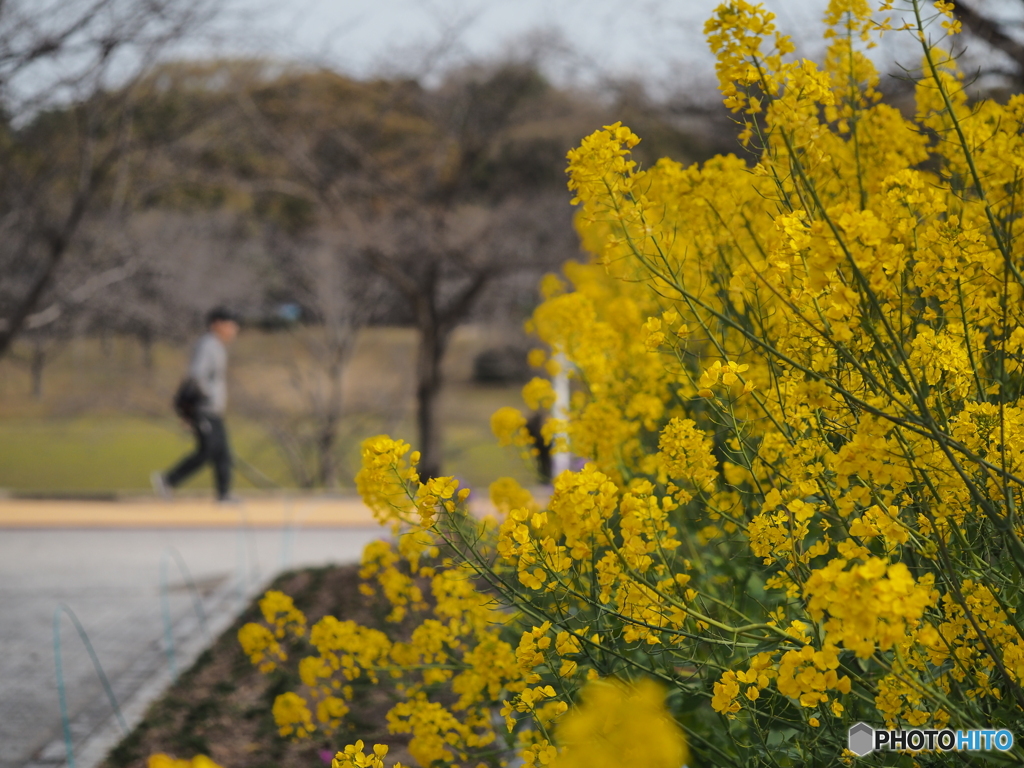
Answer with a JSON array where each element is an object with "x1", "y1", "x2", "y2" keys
[
  {"x1": 151, "y1": 471, "x2": 171, "y2": 500},
  {"x1": 216, "y1": 494, "x2": 243, "y2": 506}
]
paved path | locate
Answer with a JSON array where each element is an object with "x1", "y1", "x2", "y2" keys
[{"x1": 0, "y1": 499, "x2": 385, "y2": 768}]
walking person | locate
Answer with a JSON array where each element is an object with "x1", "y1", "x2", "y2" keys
[{"x1": 152, "y1": 307, "x2": 240, "y2": 502}]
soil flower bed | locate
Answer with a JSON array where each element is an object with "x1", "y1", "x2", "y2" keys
[{"x1": 102, "y1": 564, "x2": 416, "y2": 768}]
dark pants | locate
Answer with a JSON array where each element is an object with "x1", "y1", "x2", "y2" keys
[{"x1": 166, "y1": 414, "x2": 232, "y2": 500}]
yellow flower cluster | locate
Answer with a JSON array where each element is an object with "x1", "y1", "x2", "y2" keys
[
  {"x1": 553, "y1": 678, "x2": 688, "y2": 768},
  {"x1": 804, "y1": 558, "x2": 936, "y2": 658},
  {"x1": 232, "y1": 2, "x2": 1024, "y2": 765},
  {"x1": 237, "y1": 622, "x2": 284, "y2": 674},
  {"x1": 272, "y1": 691, "x2": 315, "y2": 738},
  {"x1": 354, "y1": 436, "x2": 419, "y2": 530},
  {"x1": 331, "y1": 741, "x2": 403, "y2": 768},
  {"x1": 237, "y1": 591, "x2": 305, "y2": 672},
  {"x1": 565, "y1": 121, "x2": 640, "y2": 207},
  {"x1": 238, "y1": 537, "x2": 531, "y2": 762},
  {"x1": 260, "y1": 590, "x2": 306, "y2": 637},
  {"x1": 491, "y1": 406, "x2": 532, "y2": 448}
]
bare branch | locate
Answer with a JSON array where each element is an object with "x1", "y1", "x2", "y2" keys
[{"x1": 954, "y1": 0, "x2": 1024, "y2": 75}]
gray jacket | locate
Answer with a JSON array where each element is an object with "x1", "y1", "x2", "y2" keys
[{"x1": 189, "y1": 332, "x2": 228, "y2": 415}]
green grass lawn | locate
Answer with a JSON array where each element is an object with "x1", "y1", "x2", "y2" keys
[
  {"x1": 0, "y1": 416, "x2": 287, "y2": 493},
  {"x1": 0, "y1": 416, "x2": 183, "y2": 493},
  {"x1": 0, "y1": 409, "x2": 534, "y2": 495},
  {"x1": 0, "y1": 327, "x2": 538, "y2": 494}
]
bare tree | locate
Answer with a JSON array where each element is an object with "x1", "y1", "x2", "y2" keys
[
  {"x1": 228, "y1": 62, "x2": 578, "y2": 478},
  {"x1": 0, "y1": 0, "x2": 219, "y2": 359},
  {"x1": 89, "y1": 56, "x2": 592, "y2": 480},
  {"x1": 9, "y1": 218, "x2": 139, "y2": 396},
  {"x1": 257, "y1": 228, "x2": 387, "y2": 487},
  {"x1": 953, "y1": 1, "x2": 1024, "y2": 86},
  {"x1": 358, "y1": 198, "x2": 564, "y2": 479}
]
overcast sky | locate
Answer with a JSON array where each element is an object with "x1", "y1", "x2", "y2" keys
[
  {"x1": 194, "y1": 0, "x2": 1024, "y2": 98},
  {"x1": 206, "y1": 0, "x2": 875, "y2": 91},
  {"x1": 17, "y1": 0, "x2": 1017, "y2": 111}
]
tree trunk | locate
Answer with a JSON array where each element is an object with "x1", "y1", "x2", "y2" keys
[
  {"x1": 415, "y1": 314, "x2": 446, "y2": 481},
  {"x1": 363, "y1": 251, "x2": 492, "y2": 482},
  {"x1": 953, "y1": 1, "x2": 1024, "y2": 78},
  {"x1": 0, "y1": 153, "x2": 114, "y2": 361},
  {"x1": 138, "y1": 328, "x2": 154, "y2": 373},
  {"x1": 317, "y1": 426, "x2": 337, "y2": 487},
  {"x1": 30, "y1": 342, "x2": 45, "y2": 399},
  {"x1": 317, "y1": 355, "x2": 344, "y2": 488}
]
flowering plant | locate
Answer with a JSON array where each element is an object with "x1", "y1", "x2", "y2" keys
[{"x1": 233, "y1": 2, "x2": 1024, "y2": 765}]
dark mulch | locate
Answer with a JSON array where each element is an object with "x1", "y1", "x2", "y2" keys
[{"x1": 102, "y1": 564, "x2": 415, "y2": 768}]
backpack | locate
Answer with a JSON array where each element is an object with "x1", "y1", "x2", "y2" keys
[{"x1": 173, "y1": 377, "x2": 205, "y2": 422}]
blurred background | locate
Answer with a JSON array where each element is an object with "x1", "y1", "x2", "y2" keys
[
  {"x1": 0, "y1": 0, "x2": 1021, "y2": 496},
  {"x1": 3, "y1": 5, "x2": 1024, "y2": 768}
]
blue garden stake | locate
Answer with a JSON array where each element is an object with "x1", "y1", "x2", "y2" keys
[
  {"x1": 159, "y1": 555, "x2": 178, "y2": 680},
  {"x1": 279, "y1": 493, "x2": 296, "y2": 570},
  {"x1": 233, "y1": 504, "x2": 263, "y2": 608},
  {"x1": 163, "y1": 546, "x2": 209, "y2": 640},
  {"x1": 243, "y1": 503, "x2": 262, "y2": 587},
  {"x1": 235, "y1": 512, "x2": 247, "y2": 606},
  {"x1": 53, "y1": 604, "x2": 128, "y2": 768},
  {"x1": 235, "y1": 504, "x2": 260, "y2": 590},
  {"x1": 159, "y1": 547, "x2": 211, "y2": 680}
]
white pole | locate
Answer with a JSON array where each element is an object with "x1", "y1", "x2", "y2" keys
[{"x1": 551, "y1": 352, "x2": 571, "y2": 477}]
